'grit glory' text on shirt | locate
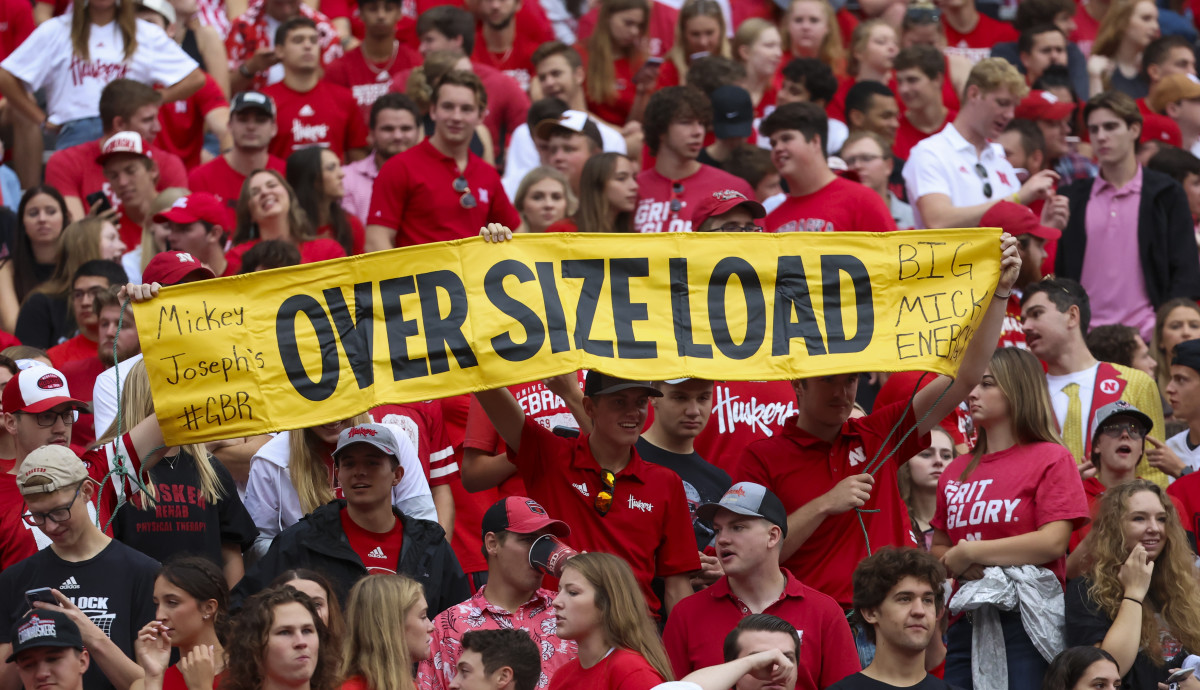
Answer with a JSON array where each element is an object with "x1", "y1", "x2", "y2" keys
[{"x1": 941, "y1": 478, "x2": 1022, "y2": 540}]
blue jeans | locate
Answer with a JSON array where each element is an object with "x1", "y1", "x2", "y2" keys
[
  {"x1": 55, "y1": 116, "x2": 104, "y2": 150},
  {"x1": 945, "y1": 611, "x2": 1049, "y2": 690}
]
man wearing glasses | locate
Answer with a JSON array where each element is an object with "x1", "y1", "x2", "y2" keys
[
  {"x1": 904, "y1": 58, "x2": 1063, "y2": 229},
  {"x1": 474, "y1": 371, "x2": 701, "y2": 618},
  {"x1": 0, "y1": 442, "x2": 159, "y2": 690},
  {"x1": 365, "y1": 69, "x2": 519, "y2": 251}
]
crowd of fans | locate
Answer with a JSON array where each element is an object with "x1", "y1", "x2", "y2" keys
[{"x1": 2, "y1": 0, "x2": 1200, "y2": 688}]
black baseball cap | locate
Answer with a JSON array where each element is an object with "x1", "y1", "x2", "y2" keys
[
  {"x1": 6, "y1": 609, "x2": 84, "y2": 662},
  {"x1": 711, "y1": 85, "x2": 754, "y2": 139},
  {"x1": 697, "y1": 482, "x2": 789, "y2": 537},
  {"x1": 231, "y1": 91, "x2": 276, "y2": 118},
  {"x1": 1174, "y1": 339, "x2": 1200, "y2": 374},
  {"x1": 583, "y1": 371, "x2": 663, "y2": 398}
]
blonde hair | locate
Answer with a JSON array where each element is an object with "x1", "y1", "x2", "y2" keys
[
  {"x1": 94, "y1": 360, "x2": 223, "y2": 508},
  {"x1": 35, "y1": 218, "x2": 111, "y2": 298},
  {"x1": 782, "y1": 0, "x2": 845, "y2": 76},
  {"x1": 1085, "y1": 480, "x2": 1200, "y2": 663},
  {"x1": 732, "y1": 18, "x2": 777, "y2": 65},
  {"x1": 562, "y1": 553, "x2": 674, "y2": 682},
  {"x1": 586, "y1": 0, "x2": 650, "y2": 109},
  {"x1": 514, "y1": 167, "x2": 578, "y2": 232},
  {"x1": 290, "y1": 413, "x2": 372, "y2": 515},
  {"x1": 847, "y1": 19, "x2": 895, "y2": 77},
  {"x1": 664, "y1": 0, "x2": 730, "y2": 84},
  {"x1": 142, "y1": 188, "x2": 189, "y2": 273},
  {"x1": 959, "y1": 347, "x2": 1064, "y2": 480},
  {"x1": 339, "y1": 575, "x2": 424, "y2": 690},
  {"x1": 964, "y1": 57, "x2": 1030, "y2": 102}
]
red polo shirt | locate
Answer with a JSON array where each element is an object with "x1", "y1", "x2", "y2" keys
[
  {"x1": 508, "y1": 417, "x2": 701, "y2": 613},
  {"x1": 663, "y1": 569, "x2": 861, "y2": 690},
  {"x1": 734, "y1": 402, "x2": 929, "y2": 608},
  {"x1": 368, "y1": 139, "x2": 519, "y2": 247}
]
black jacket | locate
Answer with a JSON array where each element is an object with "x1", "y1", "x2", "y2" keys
[
  {"x1": 232, "y1": 501, "x2": 470, "y2": 615},
  {"x1": 1057, "y1": 167, "x2": 1200, "y2": 307}
]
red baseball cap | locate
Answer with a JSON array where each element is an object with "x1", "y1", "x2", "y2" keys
[
  {"x1": 980, "y1": 201, "x2": 1061, "y2": 241},
  {"x1": 1140, "y1": 113, "x2": 1183, "y2": 147},
  {"x1": 2, "y1": 366, "x2": 86, "y2": 414},
  {"x1": 142, "y1": 251, "x2": 216, "y2": 286},
  {"x1": 1014, "y1": 90, "x2": 1074, "y2": 121},
  {"x1": 96, "y1": 131, "x2": 153, "y2": 166},
  {"x1": 692, "y1": 189, "x2": 766, "y2": 232},
  {"x1": 153, "y1": 193, "x2": 226, "y2": 227},
  {"x1": 481, "y1": 496, "x2": 570, "y2": 538}
]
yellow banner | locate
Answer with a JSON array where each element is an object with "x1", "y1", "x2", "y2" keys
[{"x1": 133, "y1": 229, "x2": 1001, "y2": 444}]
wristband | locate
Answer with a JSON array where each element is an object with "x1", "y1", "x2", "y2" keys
[
  {"x1": 1123, "y1": 597, "x2": 1143, "y2": 605},
  {"x1": 993, "y1": 290, "x2": 1011, "y2": 301}
]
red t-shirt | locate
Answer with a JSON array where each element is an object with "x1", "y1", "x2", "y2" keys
[
  {"x1": 44, "y1": 139, "x2": 188, "y2": 210},
  {"x1": 470, "y1": 20, "x2": 551, "y2": 95},
  {"x1": 162, "y1": 665, "x2": 223, "y2": 689},
  {"x1": 764, "y1": 177, "x2": 898, "y2": 233},
  {"x1": 370, "y1": 402, "x2": 457, "y2": 487},
  {"x1": 47, "y1": 335, "x2": 98, "y2": 369},
  {"x1": 1167, "y1": 472, "x2": 1200, "y2": 547},
  {"x1": 509, "y1": 417, "x2": 701, "y2": 613},
  {"x1": 1071, "y1": 2, "x2": 1100, "y2": 58},
  {"x1": 339, "y1": 508, "x2": 404, "y2": 574},
  {"x1": 60, "y1": 355, "x2": 106, "y2": 448},
  {"x1": 663, "y1": 570, "x2": 861, "y2": 690},
  {"x1": 323, "y1": 44, "x2": 422, "y2": 127},
  {"x1": 576, "y1": 0, "x2": 678, "y2": 58},
  {"x1": 585, "y1": 56, "x2": 638, "y2": 127},
  {"x1": 547, "y1": 649, "x2": 664, "y2": 690},
  {"x1": 317, "y1": 215, "x2": 365, "y2": 256},
  {"x1": 634, "y1": 165, "x2": 756, "y2": 233},
  {"x1": 263, "y1": 81, "x2": 368, "y2": 161},
  {"x1": 0, "y1": 473, "x2": 37, "y2": 569},
  {"x1": 157, "y1": 73, "x2": 228, "y2": 171},
  {"x1": 693, "y1": 381, "x2": 798, "y2": 476},
  {"x1": 187, "y1": 154, "x2": 288, "y2": 230},
  {"x1": 735, "y1": 402, "x2": 930, "y2": 607},
  {"x1": 894, "y1": 109, "x2": 956, "y2": 161},
  {"x1": 222, "y1": 237, "x2": 346, "y2": 275},
  {"x1": 942, "y1": 14, "x2": 1018, "y2": 64},
  {"x1": 931, "y1": 442, "x2": 1090, "y2": 585},
  {"x1": 368, "y1": 139, "x2": 519, "y2": 247},
  {"x1": 389, "y1": 63, "x2": 530, "y2": 154},
  {"x1": 0, "y1": 0, "x2": 33, "y2": 63}
]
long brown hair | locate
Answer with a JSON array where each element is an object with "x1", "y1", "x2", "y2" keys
[
  {"x1": 586, "y1": 0, "x2": 650, "y2": 107},
  {"x1": 1085, "y1": 480, "x2": 1200, "y2": 664},
  {"x1": 232, "y1": 169, "x2": 314, "y2": 246},
  {"x1": 664, "y1": 0, "x2": 729, "y2": 85},
  {"x1": 1092, "y1": 0, "x2": 1152, "y2": 58},
  {"x1": 72, "y1": 0, "x2": 137, "y2": 62},
  {"x1": 220, "y1": 587, "x2": 340, "y2": 690},
  {"x1": 1151, "y1": 297, "x2": 1200, "y2": 390},
  {"x1": 562, "y1": 553, "x2": 674, "y2": 682},
  {"x1": 11, "y1": 186, "x2": 71, "y2": 304},
  {"x1": 339, "y1": 575, "x2": 424, "y2": 690},
  {"x1": 959, "y1": 347, "x2": 1064, "y2": 480},
  {"x1": 574, "y1": 153, "x2": 634, "y2": 233},
  {"x1": 289, "y1": 414, "x2": 371, "y2": 515}
]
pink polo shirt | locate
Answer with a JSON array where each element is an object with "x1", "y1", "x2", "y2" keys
[
  {"x1": 1080, "y1": 166, "x2": 1155, "y2": 340},
  {"x1": 340, "y1": 153, "x2": 380, "y2": 226}
]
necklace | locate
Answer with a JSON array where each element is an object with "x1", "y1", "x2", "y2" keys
[{"x1": 363, "y1": 40, "x2": 399, "y2": 81}]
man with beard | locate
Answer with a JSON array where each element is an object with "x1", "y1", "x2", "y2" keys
[
  {"x1": 470, "y1": 0, "x2": 553, "y2": 94},
  {"x1": 341, "y1": 94, "x2": 423, "y2": 225}
]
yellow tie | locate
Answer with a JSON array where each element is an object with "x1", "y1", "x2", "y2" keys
[{"x1": 1062, "y1": 383, "x2": 1084, "y2": 461}]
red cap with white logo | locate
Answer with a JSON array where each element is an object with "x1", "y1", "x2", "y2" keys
[
  {"x1": 96, "y1": 131, "x2": 154, "y2": 166},
  {"x1": 1, "y1": 366, "x2": 86, "y2": 414}
]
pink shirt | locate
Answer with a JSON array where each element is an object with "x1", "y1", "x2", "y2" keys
[
  {"x1": 341, "y1": 153, "x2": 380, "y2": 226},
  {"x1": 417, "y1": 586, "x2": 576, "y2": 690},
  {"x1": 1080, "y1": 166, "x2": 1156, "y2": 341}
]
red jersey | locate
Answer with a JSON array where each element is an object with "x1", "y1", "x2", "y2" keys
[
  {"x1": 340, "y1": 508, "x2": 404, "y2": 574},
  {"x1": 187, "y1": 154, "x2": 288, "y2": 229},
  {"x1": 942, "y1": 14, "x2": 1018, "y2": 64},
  {"x1": 156, "y1": 73, "x2": 228, "y2": 170},
  {"x1": 634, "y1": 165, "x2": 755, "y2": 233},
  {"x1": 694, "y1": 381, "x2": 799, "y2": 476},
  {"x1": 0, "y1": 0, "x2": 34, "y2": 63},
  {"x1": 508, "y1": 417, "x2": 701, "y2": 613},
  {"x1": 547, "y1": 649, "x2": 664, "y2": 690},
  {"x1": 263, "y1": 80, "x2": 368, "y2": 161},
  {"x1": 932, "y1": 442, "x2": 1090, "y2": 585},
  {"x1": 764, "y1": 177, "x2": 898, "y2": 233},
  {"x1": 371, "y1": 402, "x2": 457, "y2": 487},
  {"x1": 44, "y1": 139, "x2": 188, "y2": 210},
  {"x1": 894, "y1": 109, "x2": 956, "y2": 161},
  {"x1": 997, "y1": 292, "x2": 1027, "y2": 349},
  {"x1": 367, "y1": 139, "x2": 519, "y2": 247},
  {"x1": 323, "y1": 44, "x2": 422, "y2": 127},
  {"x1": 222, "y1": 237, "x2": 346, "y2": 275},
  {"x1": 663, "y1": 569, "x2": 861, "y2": 690},
  {"x1": 735, "y1": 402, "x2": 930, "y2": 607}
]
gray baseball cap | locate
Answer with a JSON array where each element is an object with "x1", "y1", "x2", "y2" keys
[
  {"x1": 1090, "y1": 400, "x2": 1153, "y2": 446},
  {"x1": 697, "y1": 482, "x2": 788, "y2": 537}
]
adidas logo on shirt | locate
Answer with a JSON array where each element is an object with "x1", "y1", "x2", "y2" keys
[
  {"x1": 60, "y1": 577, "x2": 80, "y2": 590},
  {"x1": 298, "y1": 105, "x2": 316, "y2": 117},
  {"x1": 367, "y1": 547, "x2": 387, "y2": 559}
]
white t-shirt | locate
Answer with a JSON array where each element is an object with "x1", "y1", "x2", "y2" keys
[
  {"x1": 1165, "y1": 429, "x2": 1200, "y2": 483},
  {"x1": 1, "y1": 16, "x2": 199, "y2": 124},
  {"x1": 903, "y1": 122, "x2": 1022, "y2": 228},
  {"x1": 1046, "y1": 364, "x2": 1100, "y2": 454},
  {"x1": 502, "y1": 118, "x2": 628, "y2": 202}
]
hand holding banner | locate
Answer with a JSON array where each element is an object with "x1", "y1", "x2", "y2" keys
[{"x1": 132, "y1": 229, "x2": 1002, "y2": 444}]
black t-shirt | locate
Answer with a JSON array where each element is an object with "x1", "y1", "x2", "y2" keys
[
  {"x1": 828, "y1": 672, "x2": 958, "y2": 690},
  {"x1": 14, "y1": 291, "x2": 72, "y2": 349},
  {"x1": 0, "y1": 540, "x2": 159, "y2": 690},
  {"x1": 635, "y1": 437, "x2": 731, "y2": 550},
  {"x1": 1066, "y1": 577, "x2": 1188, "y2": 690},
  {"x1": 111, "y1": 450, "x2": 258, "y2": 566}
]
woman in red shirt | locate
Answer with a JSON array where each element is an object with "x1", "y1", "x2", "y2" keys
[
  {"x1": 585, "y1": 0, "x2": 653, "y2": 126},
  {"x1": 657, "y1": 0, "x2": 729, "y2": 88},
  {"x1": 548, "y1": 553, "x2": 673, "y2": 690},
  {"x1": 222, "y1": 586, "x2": 341, "y2": 690},
  {"x1": 932, "y1": 347, "x2": 1090, "y2": 690},
  {"x1": 286, "y1": 148, "x2": 365, "y2": 256},
  {"x1": 133, "y1": 557, "x2": 230, "y2": 690},
  {"x1": 513, "y1": 167, "x2": 575, "y2": 234},
  {"x1": 733, "y1": 19, "x2": 783, "y2": 118},
  {"x1": 339, "y1": 575, "x2": 431, "y2": 690},
  {"x1": 224, "y1": 170, "x2": 347, "y2": 275},
  {"x1": 782, "y1": 0, "x2": 847, "y2": 77}
]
